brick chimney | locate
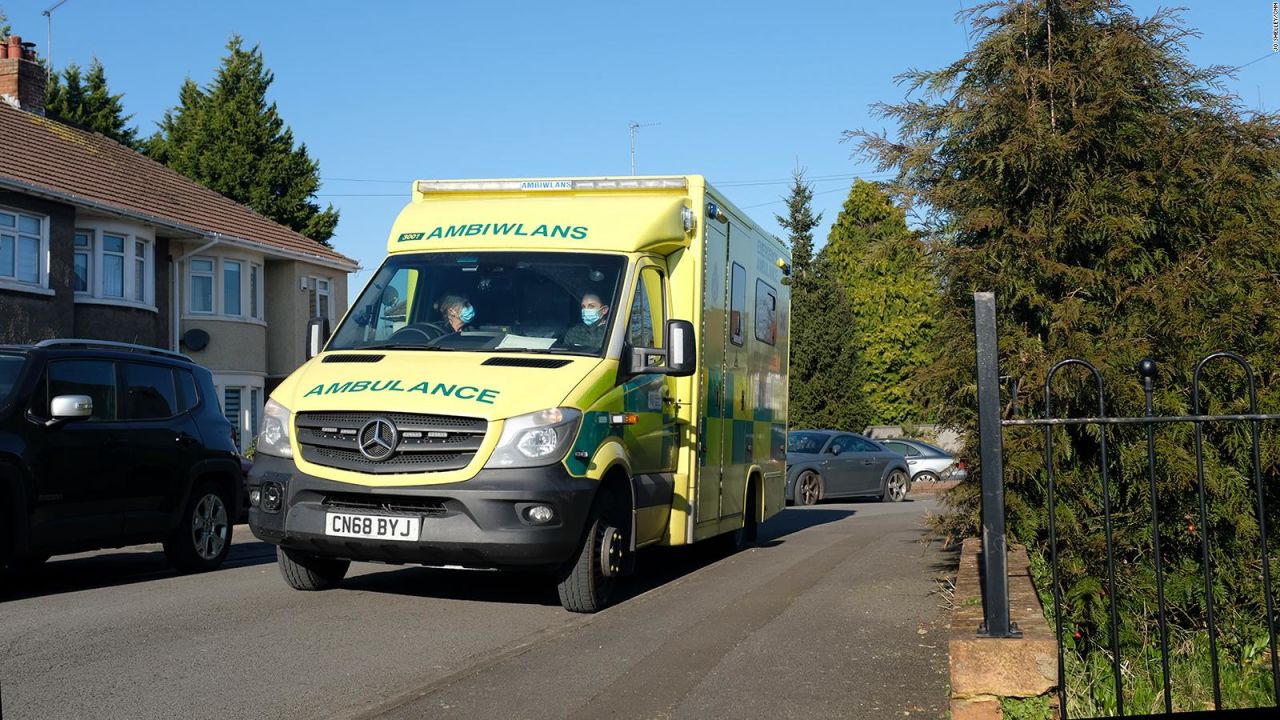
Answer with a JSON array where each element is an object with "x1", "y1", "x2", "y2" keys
[{"x1": 0, "y1": 35, "x2": 47, "y2": 114}]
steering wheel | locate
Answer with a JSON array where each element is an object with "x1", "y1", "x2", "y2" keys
[{"x1": 386, "y1": 322, "x2": 450, "y2": 343}]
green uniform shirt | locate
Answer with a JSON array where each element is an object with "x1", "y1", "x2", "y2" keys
[{"x1": 563, "y1": 320, "x2": 608, "y2": 351}]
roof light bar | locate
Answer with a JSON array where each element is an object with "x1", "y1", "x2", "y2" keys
[{"x1": 416, "y1": 177, "x2": 688, "y2": 194}]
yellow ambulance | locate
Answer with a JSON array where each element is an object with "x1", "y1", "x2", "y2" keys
[{"x1": 248, "y1": 176, "x2": 791, "y2": 612}]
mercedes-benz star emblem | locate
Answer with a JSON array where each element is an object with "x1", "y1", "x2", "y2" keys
[{"x1": 358, "y1": 418, "x2": 398, "y2": 461}]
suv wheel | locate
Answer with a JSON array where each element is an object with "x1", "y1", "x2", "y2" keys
[{"x1": 164, "y1": 480, "x2": 233, "y2": 572}]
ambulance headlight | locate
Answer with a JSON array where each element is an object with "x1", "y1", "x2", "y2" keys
[
  {"x1": 485, "y1": 408, "x2": 582, "y2": 468},
  {"x1": 256, "y1": 398, "x2": 293, "y2": 459}
]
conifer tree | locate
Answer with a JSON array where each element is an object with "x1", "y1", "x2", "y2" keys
[
  {"x1": 850, "y1": 1, "x2": 1280, "y2": 710},
  {"x1": 777, "y1": 168, "x2": 868, "y2": 431},
  {"x1": 821, "y1": 180, "x2": 937, "y2": 425},
  {"x1": 146, "y1": 36, "x2": 339, "y2": 245},
  {"x1": 45, "y1": 60, "x2": 139, "y2": 148}
]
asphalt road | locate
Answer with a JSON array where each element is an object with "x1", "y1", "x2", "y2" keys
[{"x1": 0, "y1": 497, "x2": 953, "y2": 720}]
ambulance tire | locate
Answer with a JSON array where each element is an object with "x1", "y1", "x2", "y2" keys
[
  {"x1": 277, "y1": 547, "x2": 350, "y2": 591},
  {"x1": 716, "y1": 482, "x2": 759, "y2": 555},
  {"x1": 557, "y1": 504, "x2": 617, "y2": 613}
]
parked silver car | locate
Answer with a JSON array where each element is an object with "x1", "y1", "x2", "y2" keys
[
  {"x1": 879, "y1": 438, "x2": 965, "y2": 483},
  {"x1": 786, "y1": 430, "x2": 912, "y2": 505}
]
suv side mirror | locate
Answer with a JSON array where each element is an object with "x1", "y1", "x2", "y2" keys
[
  {"x1": 626, "y1": 320, "x2": 697, "y2": 377},
  {"x1": 47, "y1": 394, "x2": 93, "y2": 427},
  {"x1": 828, "y1": 445, "x2": 842, "y2": 456},
  {"x1": 306, "y1": 316, "x2": 331, "y2": 360}
]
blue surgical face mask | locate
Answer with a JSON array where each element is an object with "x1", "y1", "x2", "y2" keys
[
  {"x1": 581, "y1": 308, "x2": 601, "y2": 325},
  {"x1": 459, "y1": 304, "x2": 475, "y2": 324}
]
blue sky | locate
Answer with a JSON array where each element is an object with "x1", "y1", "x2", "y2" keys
[{"x1": 4, "y1": 1, "x2": 1278, "y2": 296}]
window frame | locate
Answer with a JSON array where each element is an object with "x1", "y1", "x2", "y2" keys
[
  {"x1": 306, "y1": 276, "x2": 334, "y2": 320},
  {"x1": 222, "y1": 259, "x2": 243, "y2": 316},
  {"x1": 73, "y1": 230, "x2": 94, "y2": 294},
  {"x1": 189, "y1": 257, "x2": 216, "y2": 314},
  {"x1": 0, "y1": 206, "x2": 50, "y2": 291}
]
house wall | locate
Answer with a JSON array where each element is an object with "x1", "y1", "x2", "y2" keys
[
  {"x1": 0, "y1": 192, "x2": 75, "y2": 343},
  {"x1": 181, "y1": 318, "x2": 268, "y2": 375},
  {"x1": 70, "y1": 235, "x2": 172, "y2": 348},
  {"x1": 265, "y1": 258, "x2": 350, "y2": 386}
]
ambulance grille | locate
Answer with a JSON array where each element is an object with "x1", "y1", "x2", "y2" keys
[
  {"x1": 322, "y1": 494, "x2": 449, "y2": 517},
  {"x1": 295, "y1": 411, "x2": 487, "y2": 474}
]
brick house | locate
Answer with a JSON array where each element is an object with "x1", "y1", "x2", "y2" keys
[{"x1": 0, "y1": 35, "x2": 359, "y2": 450}]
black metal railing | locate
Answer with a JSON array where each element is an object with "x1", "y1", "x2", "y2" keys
[{"x1": 973, "y1": 291, "x2": 1280, "y2": 717}]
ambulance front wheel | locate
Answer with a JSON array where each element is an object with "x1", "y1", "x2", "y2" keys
[
  {"x1": 277, "y1": 546, "x2": 350, "y2": 591},
  {"x1": 556, "y1": 502, "x2": 622, "y2": 613}
]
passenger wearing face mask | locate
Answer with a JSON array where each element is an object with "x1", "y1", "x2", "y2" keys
[
  {"x1": 563, "y1": 292, "x2": 610, "y2": 351},
  {"x1": 436, "y1": 293, "x2": 475, "y2": 333}
]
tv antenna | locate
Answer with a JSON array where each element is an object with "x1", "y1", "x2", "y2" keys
[
  {"x1": 628, "y1": 121, "x2": 659, "y2": 175},
  {"x1": 41, "y1": 0, "x2": 71, "y2": 78}
]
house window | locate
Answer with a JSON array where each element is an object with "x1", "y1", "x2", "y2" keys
[
  {"x1": 307, "y1": 276, "x2": 332, "y2": 319},
  {"x1": 73, "y1": 231, "x2": 93, "y2": 292},
  {"x1": 102, "y1": 233, "x2": 126, "y2": 298},
  {"x1": 190, "y1": 258, "x2": 215, "y2": 313},
  {"x1": 0, "y1": 208, "x2": 47, "y2": 288},
  {"x1": 250, "y1": 264, "x2": 263, "y2": 320},
  {"x1": 134, "y1": 240, "x2": 147, "y2": 303},
  {"x1": 223, "y1": 260, "x2": 242, "y2": 316}
]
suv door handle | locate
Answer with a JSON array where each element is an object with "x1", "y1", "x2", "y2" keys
[{"x1": 175, "y1": 434, "x2": 199, "y2": 447}]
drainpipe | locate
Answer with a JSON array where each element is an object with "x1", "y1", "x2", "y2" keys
[{"x1": 172, "y1": 234, "x2": 223, "y2": 352}]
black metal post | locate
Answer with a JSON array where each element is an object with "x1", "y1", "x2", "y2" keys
[
  {"x1": 974, "y1": 292, "x2": 1019, "y2": 638},
  {"x1": 1139, "y1": 359, "x2": 1174, "y2": 714}
]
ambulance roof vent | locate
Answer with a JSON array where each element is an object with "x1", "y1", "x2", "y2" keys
[{"x1": 481, "y1": 357, "x2": 573, "y2": 369}]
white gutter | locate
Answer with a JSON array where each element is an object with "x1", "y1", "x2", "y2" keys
[{"x1": 172, "y1": 235, "x2": 224, "y2": 352}]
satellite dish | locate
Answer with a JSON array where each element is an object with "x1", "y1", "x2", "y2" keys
[{"x1": 181, "y1": 328, "x2": 210, "y2": 352}]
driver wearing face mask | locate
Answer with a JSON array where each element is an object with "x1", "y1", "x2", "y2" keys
[
  {"x1": 563, "y1": 292, "x2": 610, "y2": 350},
  {"x1": 436, "y1": 293, "x2": 475, "y2": 333}
]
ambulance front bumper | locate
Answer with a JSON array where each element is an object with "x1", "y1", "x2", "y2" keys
[{"x1": 247, "y1": 454, "x2": 596, "y2": 570}]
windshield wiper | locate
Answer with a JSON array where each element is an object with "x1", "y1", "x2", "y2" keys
[
  {"x1": 486, "y1": 347, "x2": 591, "y2": 357},
  {"x1": 357, "y1": 344, "x2": 458, "y2": 351}
]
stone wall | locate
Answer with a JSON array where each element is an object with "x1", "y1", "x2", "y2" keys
[{"x1": 949, "y1": 538, "x2": 1059, "y2": 719}]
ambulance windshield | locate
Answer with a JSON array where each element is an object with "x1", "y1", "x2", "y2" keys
[{"x1": 328, "y1": 252, "x2": 629, "y2": 357}]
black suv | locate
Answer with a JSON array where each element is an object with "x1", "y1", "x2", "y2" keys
[{"x1": 0, "y1": 339, "x2": 242, "y2": 575}]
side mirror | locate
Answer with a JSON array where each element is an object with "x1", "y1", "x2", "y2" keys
[
  {"x1": 306, "y1": 316, "x2": 331, "y2": 360},
  {"x1": 48, "y1": 395, "x2": 93, "y2": 427},
  {"x1": 626, "y1": 319, "x2": 697, "y2": 377},
  {"x1": 829, "y1": 445, "x2": 842, "y2": 456}
]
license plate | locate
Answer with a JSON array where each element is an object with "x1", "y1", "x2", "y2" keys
[{"x1": 324, "y1": 512, "x2": 421, "y2": 542}]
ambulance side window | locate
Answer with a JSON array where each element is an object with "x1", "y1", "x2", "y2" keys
[
  {"x1": 754, "y1": 279, "x2": 777, "y2": 346},
  {"x1": 628, "y1": 266, "x2": 666, "y2": 349},
  {"x1": 729, "y1": 262, "x2": 746, "y2": 346}
]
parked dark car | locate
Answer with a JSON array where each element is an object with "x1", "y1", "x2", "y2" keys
[
  {"x1": 785, "y1": 430, "x2": 912, "y2": 505},
  {"x1": 0, "y1": 339, "x2": 242, "y2": 576}
]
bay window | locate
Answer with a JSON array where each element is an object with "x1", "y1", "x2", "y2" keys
[
  {"x1": 71, "y1": 228, "x2": 154, "y2": 306},
  {"x1": 189, "y1": 256, "x2": 265, "y2": 320}
]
